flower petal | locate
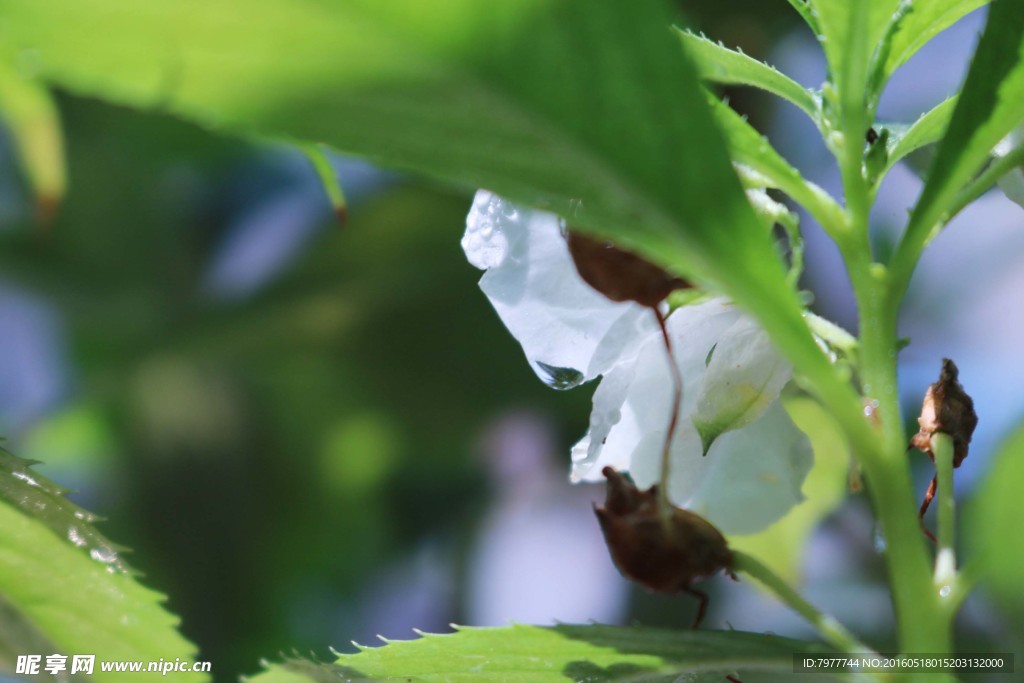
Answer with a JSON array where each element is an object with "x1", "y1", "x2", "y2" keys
[
  {"x1": 571, "y1": 298, "x2": 742, "y2": 483},
  {"x1": 462, "y1": 191, "x2": 656, "y2": 384},
  {"x1": 571, "y1": 298, "x2": 810, "y2": 534},
  {"x1": 679, "y1": 401, "x2": 812, "y2": 535},
  {"x1": 692, "y1": 315, "x2": 793, "y2": 455}
]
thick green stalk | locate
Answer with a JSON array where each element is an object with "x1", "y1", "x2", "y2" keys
[
  {"x1": 851, "y1": 226, "x2": 953, "y2": 661},
  {"x1": 828, "y1": 63, "x2": 952, "y2": 653}
]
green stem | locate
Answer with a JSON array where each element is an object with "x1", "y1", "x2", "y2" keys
[
  {"x1": 826, "y1": 36, "x2": 952, "y2": 651},
  {"x1": 932, "y1": 433, "x2": 957, "y2": 588},
  {"x1": 854, "y1": 242, "x2": 951, "y2": 656},
  {"x1": 804, "y1": 311, "x2": 858, "y2": 355},
  {"x1": 732, "y1": 550, "x2": 874, "y2": 656}
]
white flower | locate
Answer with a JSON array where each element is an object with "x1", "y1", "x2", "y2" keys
[
  {"x1": 463, "y1": 191, "x2": 812, "y2": 535},
  {"x1": 461, "y1": 191, "x2": 656, "y2": 387},
  {"x1": 994, "y1": 125, "x2": 1024, "y2": 209}
]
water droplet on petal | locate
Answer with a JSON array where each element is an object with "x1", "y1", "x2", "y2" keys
[
  {"x1": 462, "y1": 191, "x2": 511, "y2": 269},
  {"x1": 533, "y1": 361, "x2": 585, "y2": 390}
]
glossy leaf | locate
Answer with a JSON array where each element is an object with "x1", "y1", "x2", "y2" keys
[
  {"x1": 0, "y1": 0, "x2": 799, "y2": 326},
  {"x1": 0, "y1": 0, "x2": 862, "y2": 458},
  {"x1": 676, "y1": 30, "x2": 819, "y2": 120},
  {"x1": 245, "y1": 625, "x2": 843, "y2": 683},
  {"x1": 0, "y1": 450, "x2": 205, "y2": 681}
]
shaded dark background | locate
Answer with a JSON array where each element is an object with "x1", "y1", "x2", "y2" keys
[{"x1": 0, "y1": 3, "x2": 1021, "y2": 682}]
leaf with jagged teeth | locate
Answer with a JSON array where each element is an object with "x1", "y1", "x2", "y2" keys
[
  {"x1": 244, "y1": 624, "x2": 844, "y2": 683},
  {"x1": 0, "y1": 447, "x2": 206, "y2": 681}
]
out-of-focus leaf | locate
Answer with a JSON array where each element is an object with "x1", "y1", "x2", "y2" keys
[
  {"x1": 729, "y1": 397, "x2": 849, "y2": 583},
  {"x1": 0, "y1": 0, "x2": 825, "y2": 396},
  {"x1": 891, "y1": 0, "x2": 1024, "y2": 288},
  {"x1": 676, "y1": 30, "x2": 819, "y2": 120},
  {"x1": 883, "y1": 0, "x2": 989, "y2": 81},
  {"x1": 244, "y1": 625, "x2": 843, "y2": 683},
  {"x1": 0, "y1": 58, "x2": 65, "y2": 223},
  {"x1": 0, "y1": 450, "x2": 205, "y2": 681},
  {"x1": 966, "y1": 424, "x2": 1024, "y2": 627},
  {"x1": 885, "y1": 96, "x2": 957, "y2": 172}
]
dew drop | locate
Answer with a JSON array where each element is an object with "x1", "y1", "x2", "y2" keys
[
  {"x1": 90, "y1": 546, "x2": 118, "y2": 565},
  {"x1": 67, "y1": 525, "x2": 87, "y2": 548},
  {"x1": 939, "y1": 585, "x2": 952, "y2": 598},
  {"x1": 12, "y1": 471, "x2": 40, "y2": 487}
]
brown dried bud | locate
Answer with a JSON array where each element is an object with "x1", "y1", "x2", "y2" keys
[
  {"x1": 566, "y1": 231, "x2": 690, "y2": 307},
  {"x1": 595, "y1": 467, "x2": 732, "y2": 595},
  {"x1": 910, "y1": 358, "x2": 978, "y2": 467}
]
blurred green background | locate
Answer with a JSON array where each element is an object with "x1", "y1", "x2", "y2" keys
[{"x1": 0, "y1": 3, "x2": 1021, "y2": 682}]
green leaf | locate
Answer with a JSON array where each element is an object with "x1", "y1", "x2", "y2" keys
[
  {"x1": 245, "y1": 625, "x2": 844, "y2": 683},
  {"x1": 676, "y1": 30, "x2": 820, "y2": 121},
  {"x1": 882, "y1": 0, "x2": 990, "y2": 82},
  {"x1": 812, "y1": 0, "x2": 900, "y2": 97},
  {"x1": 786, "y1": 0, "x2": 820, "y2": 35},
  {"x1": 729, "y1": 397, "x2": 849, "y2": 584},
  {"x1": 890, "y1": 0, "x2": 1024, "y2": 297},
  {"x1": 966, "y1": 425, "x2": 1024, "y2": 628},
  {"x1": 1, "y1": 0, "x2": 868, "y2": 466},
  {"x1": 884, "y1": 96, "x2": 958, "y2": 172},
  {"x1": 0, "y1": 1, "x2": 788, "y2": 313},
  {"x1": 0, "y1": 449, "x2": 205, "y2": 682},
  {"x1": 706, "y1": 94, "x2": 844, "y2": 230}
]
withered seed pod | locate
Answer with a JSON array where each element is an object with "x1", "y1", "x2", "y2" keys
[
  {"x1": 595, "y1": 467, "x2": 733, "y2": 627},
  {"x1": 910, "y1": 358, "x2": 978, "y2": 540},
  {"x1": 566, "y1": 231, "x2": 691, "y2": 307},
  {"x1": 910, "y1": 358, "x2": 978, "y2": 467}
]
